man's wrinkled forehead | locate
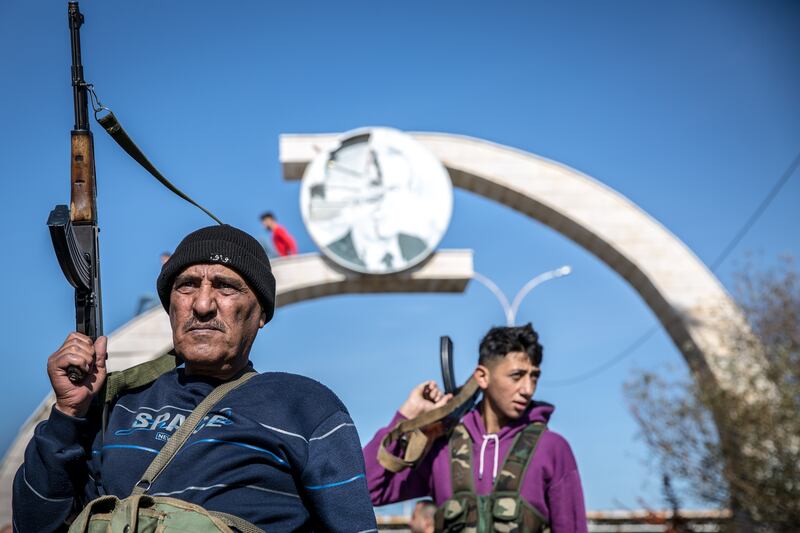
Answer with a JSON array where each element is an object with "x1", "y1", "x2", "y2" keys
[{"x1": 172, "y1": 263, "x2": 246, "y2": 285}]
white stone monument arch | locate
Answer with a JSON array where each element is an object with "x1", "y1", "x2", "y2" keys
[{"x1": 281, "y1": 131, "x2": 756, "y2": 389}]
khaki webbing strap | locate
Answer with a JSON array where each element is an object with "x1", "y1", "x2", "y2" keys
[
  {"x1": 104, "y1": 353, "x2": 179, "y2": 404},
  {"x1": 493, "y1": 422, "x2": 546, "y2": 493},
  {"x1": 131, "y1": 370, "x2": 257, "y2": 496},
  {"x1": 210, "y1": 511, "x2": 264, "y2": 533},
  {"x1": 96, "y1": 111, "x2": 223, "y2": 225},
  {"x1": 378, "y1": 377, "x2": 479, "y2": 473}
]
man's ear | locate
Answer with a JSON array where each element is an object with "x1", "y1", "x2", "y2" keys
[
  {"x1": 474, "y1": 365, "x2": 490, "y2": 391},
  {"x1": 258, "y1": 309, "x2": 267, "y2": 328}
]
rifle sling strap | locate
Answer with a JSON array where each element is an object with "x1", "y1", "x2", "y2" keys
[
  {"x1": 104, "y1": 353, "x2": 180, "y2": 405},
  {"x1": 378, "y1": 377, "x2": 480, "y2": 473},
  {"x1": 131, "y1": 369, "x2": 257, "y2": 495},
  {"x1": 96, "y1": 111, "x2": 223, "y2": 225}
]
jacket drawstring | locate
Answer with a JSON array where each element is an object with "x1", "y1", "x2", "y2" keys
[{"x1": 478, "y1": 434, "x2": 500, "y2": 481}]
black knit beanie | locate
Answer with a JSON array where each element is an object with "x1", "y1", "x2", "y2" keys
[{"x1": 157, "y1": 225, "x2": 276, "y2": 323}]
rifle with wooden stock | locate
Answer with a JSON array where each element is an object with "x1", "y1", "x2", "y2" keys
[
  {"x1": 47, "y1": 2, "x2": 227, "y2": 383},
  {"x1": 48, "y1": 1, "x2": 101, "y2": 384}
]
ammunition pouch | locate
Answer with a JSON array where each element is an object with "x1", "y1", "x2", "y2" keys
[
  {"x1": 435, "y1": 493, "x2": 482, "y2": 532},
  {"x1": 68, "y1": 494, "x2": 261, "y2": 533},
  {"x1": 435, "y1": 493, "x2": 547, "y2": 533}
]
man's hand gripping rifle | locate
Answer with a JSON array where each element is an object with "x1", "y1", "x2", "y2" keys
[{"x1": 377, "y1": 337, "x2": 481, "y2": 472}]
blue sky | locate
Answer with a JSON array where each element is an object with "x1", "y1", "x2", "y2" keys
[{"x1": 1, "y1": 0, "x2": 798, "y2": 513}]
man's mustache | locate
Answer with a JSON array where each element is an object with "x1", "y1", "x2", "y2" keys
[{"x1": 183, "y1": 318, "x2": 227, "y2": 333}]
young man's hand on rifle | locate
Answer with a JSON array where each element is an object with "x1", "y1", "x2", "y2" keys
[{"x1": 399, "y1": 380, "x2": 452, "y2": 419}]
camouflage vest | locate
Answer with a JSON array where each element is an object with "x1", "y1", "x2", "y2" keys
[{"x1": 435, "y1": 422, "x2": 549, "y2": 533}]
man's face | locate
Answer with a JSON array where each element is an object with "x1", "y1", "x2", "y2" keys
[
  {"x1": 169, "y1": 263, "x2": 266, "y2": 379},
  {"x1": 261, "y1": 217, "x2": 274, "y2": 231},
  {"x1": 409, "y1": 502, "x2": 435, "y2": 533},
  {"x1": 478, "y1": 351, "x2": 540, "y2": 423}
]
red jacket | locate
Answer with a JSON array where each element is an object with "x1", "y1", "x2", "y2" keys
[{"x1": 272, "y1": 223, "x2": 298, "y2": 256}]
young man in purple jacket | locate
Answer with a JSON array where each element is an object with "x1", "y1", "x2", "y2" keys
[{"x1": 363, "y1": 324, "x2": 588, "y2": 532}]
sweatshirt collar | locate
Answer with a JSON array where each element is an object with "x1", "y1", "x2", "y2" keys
[{"x1": 462, "y1": 400, "x2": 554, "y2": 443}]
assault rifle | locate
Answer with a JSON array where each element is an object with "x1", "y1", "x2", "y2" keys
[
  {"x1": 377, "y1": 336, "x2": 480, "y2": 472},
  {"x1": 48, "y1": 2, "x2": 101, "y2": 383},
  {"x1": 47, "y1": 3, "x2": 227, "y2": 383}
]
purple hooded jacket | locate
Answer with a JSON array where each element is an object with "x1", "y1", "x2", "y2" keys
[{"x1": 363, "y1": 401, "x2": 588, "y2": 532}]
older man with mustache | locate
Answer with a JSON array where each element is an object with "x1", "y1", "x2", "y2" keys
[{"x1": 13, "y1": 225, "x2": 377, "y2": 532}]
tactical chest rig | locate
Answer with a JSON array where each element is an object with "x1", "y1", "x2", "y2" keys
[{"x1": 436, "y1": 422, "x2": 549, "y2": 533}]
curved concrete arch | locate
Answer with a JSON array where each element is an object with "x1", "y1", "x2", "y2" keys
[
  {"x1": 0, "y1": 250, "x2": 473, "y2": 523},
  {"x1": 280, "y1": 131, "x2": 757, "y2": 390}
]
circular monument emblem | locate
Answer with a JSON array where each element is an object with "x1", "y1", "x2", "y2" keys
[{"x1": 300, "y1": 127, "x2": 453, "y2": 274}]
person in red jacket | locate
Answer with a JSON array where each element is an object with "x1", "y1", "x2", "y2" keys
[{"x1": 260, "y1": 211, "x2": 298, "y2": 256}]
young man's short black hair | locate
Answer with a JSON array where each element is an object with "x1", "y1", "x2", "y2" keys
[
  {"x1": 260, "y1": 211, "x2": 275, "y2": 221},
  {"x1": 478, "y1": 323, "x2": 543, "y2": 367}
]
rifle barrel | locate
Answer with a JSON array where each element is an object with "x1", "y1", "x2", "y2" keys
[{"x1": 68, "y1": 2, "x2": 89, "y2": 131}]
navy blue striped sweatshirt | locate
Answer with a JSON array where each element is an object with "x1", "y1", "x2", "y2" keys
[{"x1": 12, "y1": 368, "x2": 378, "y2": 532}]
